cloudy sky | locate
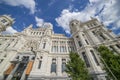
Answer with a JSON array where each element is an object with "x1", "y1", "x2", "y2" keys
[{"x1": 0, "y1": 0, "x2": 120, "y2": 36}]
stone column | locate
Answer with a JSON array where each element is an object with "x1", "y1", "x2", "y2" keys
[
  {"x1": 40, "y1": 53, "x2": 48, "y2": 75},
  {"x1": 87, "y1": 31, "x2": 100, "y2": 44},
  {"x1": 46, "y1": 57, "x2": 52, "y2": 76},
  {"x1": 78, "y1": 32, "x2": 87, "y2": 45},
  {"x1": 57, "y1": 57, "x2": 62, "y2": 76},
  {"x1": 30, "y1": 53, "x2": 39, "y2": 72},
  {"x1": 66, "y1": 40, "x2": 69, "y2": 53},
  {"x1": 85, "y1": 48, "x2": 102, "y2": 72},
  {"x1": 102, "y1": 33, "x2": 111, "y2": 40},
  {"x1": 113, "y1": 45, "x2": 120, "y2": 54},
  {"x1": 73, "y1": 37, "x2": 79, "y2": 50}
]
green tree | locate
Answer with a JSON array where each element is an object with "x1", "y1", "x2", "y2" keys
[
  {"x1": 98, "y1": 45, "x2": 120, "y2": 80},
  {"x1": 66, "y1": 52, "x2": 90, "y2": 80}
]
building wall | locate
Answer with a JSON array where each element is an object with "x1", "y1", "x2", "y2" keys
[
  {"x1": 69, "y1": 18, "x2": 120, "y2": 80},
  {"x1": 0, "y1": 15, "x2": 120, "y2": 80}
]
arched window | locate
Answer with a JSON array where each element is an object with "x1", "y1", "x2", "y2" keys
[
  {"x1": 62, "y1": 59, "x2": 66, "y2": 73},
  {"x1": 82, "y1": 52, "x2": 90, "y2": 67},
  {"x1": 51, "y1": 58, "x2": 56, "y2": 73},
  {"x1": 90, "y1": 50, "x2": 99, "y2": 66}
]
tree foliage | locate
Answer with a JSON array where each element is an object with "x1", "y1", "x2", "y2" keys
[
  {"x1": 66, "y1": 52, "x2": 90, "y2": 80},
  {"x1": 98, "y1": 45, "x2": 120, "y2": 80}
]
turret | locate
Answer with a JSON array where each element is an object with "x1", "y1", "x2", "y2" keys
[
  {"x1": 0, "y1": 15, "x2": 14, "y2": 32},
  {"x1": 69, "y1": 19, "x2": 81, "y2": 34}
]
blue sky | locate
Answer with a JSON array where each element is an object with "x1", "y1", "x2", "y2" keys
[{"x1": 0, "y1": 0, "x2": 120, "y2": 36}]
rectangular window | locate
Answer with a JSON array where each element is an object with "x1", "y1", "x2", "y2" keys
[
  {"x1": 70, "y1": 46, "x2": 72, "y2": 51},
  {"x1": 5, "y1": 44, "x2": 10, "y2": 49},
  {"x1": 62, "y1": 63, "x2": 66, "y2": 73},
  {"x1": 90, "y1": 50, "x2": 99, "y2": 66},
  {"x1": 32, "y1": 57, "x2": 35, "y2": 60},
  {"x1": 54, "y1": 46, "x2": 56, "y2": 52},
  {"x1": 68, "y1": 47, "x2": 71, "y2": 51},
  {"x1": 109, "y1": 46, "x2": 117, "y2": 53},
  {"x1": 56, "y1": 46, "x2": 58, "y2": 52},
  {"x1": 37, "y1": 32, "x2": 39, "y2": 35},
  {"x1": 62, "y1": 46, "x2": 66, "y2": 52},
  {"x1": 116, "y1": 44, "x2": 120, "y2": 49},
  {"x1": 52, "y1": 46, "x2": 58, "y2": 52},
  {"x1": 0, "y1": 59, "x2": 4, "y2": 64},
  {"x1": 38, "y1": 61, "x2": 42, "y2": 69},
  {"x1": 31, "y1": 32, "x2": 33, "y2": 35},
  {"x1": 13, "y1": 40, "x2": 17, "y2": 47},
  {"x1": 85, "y1": 39, "x2": 89, "y2": 45},
  {"x1": 92, "y1": 31, "x2": 96, "y2": 36},
  {"x1": 82, "y1": 52, "x2": 90, "y2": 67},
  {"x1": 78, "y1": 41, "x2": 82, "y2": 47},
  {"x1": 51, "y1": 59, "x2": 56, "y2": 73},
  {"x1": 55, "y1": 46, "x2": 58, "y2": 52},
  {"x1": 100, "y1": 34, "x2": 106, "y2": 40},
  {"x1": 60, "y1": 46, "x2": 64, "y2": 52},
  {"x1": 39, "y1": 32, "x2": 41, "y2": 35},
  {"x1": 51, "y1": 63, "x2": 56, "y2": 73},
  {"x1": 16, "y1": 56, "x2": 19, "y2": 59},
  {"x1": 43, "y1": 43, "x2": 46, "y2": 49},
  {"x1": 62, "y1": 59, "x2": 66, "y2": 72}
]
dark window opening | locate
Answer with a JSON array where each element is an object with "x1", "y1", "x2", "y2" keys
[
  {"x1": 51, "y1": 59, "x2": 56, "y2": 73},
  {"x1": 62, "y1": 63, "x2": 66, "y2": 73},
  {"x1": 32, "y1": 57, "x2": 35, "y2": 60},
  {"x1": 0, "y1": 59, "x2": 4, "y2": 63},
  {"x1": 100, "y1": 34, "x2": 106, "y2": 40},
  {"x1": 62, "y1": 59, "x2": 66, "y2": 73},
  {"x1": 82, "y1": 52, "x2": 90, "y2": 67},
  {"x1": 38, "y1": 61, "x2": 42, "y2": 69},
  {"x1": 90, "y1": 50, "x2": 99, "y2": 66},
  {"x1": 116, "y1": 44, "x2": 120, "y2": 49},
  {"x1": 85, "y1": 39, "x2": 89, "y2": 45},
  {"x1": 51, "y1": 63, "x2": 56, "y2": 73},
  {"x1": 109, "y1": 46, "x2": 117, "y2": 53},
  {"x1": 78, "y1": 41, "x2": 82, "y2": 47},
  {"x1": 43, "y1": 43, "x2": 46, "y2": 49},
  {"x1": 16, "y1": 56, "x2": 19, "y2": 59},
  {"x1": 76, "y1": 36, "x2": 79, "y2": 38},
  {"x1": 92, "y1": 31, "x2": 96, "y2": 35}
]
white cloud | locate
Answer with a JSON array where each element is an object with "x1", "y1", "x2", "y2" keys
[
  {"x1": 35, "y1": 16, "x2": 44, "y2": 27},
  {"x1": 0, "y1": 0, "x2": 36, "y2": 14},
  {"x1": 89, "y1": 0, "x2": 100, "y2": 3},
  {"x1": 1, "y1": 27, "x2": 17, "y2": 34},
  {"x1": 56, "y1": 0, "x2": 120, "y2": 34},
  {"x1": 56, "y1": 9, "x2": 93, "y2": 34}
]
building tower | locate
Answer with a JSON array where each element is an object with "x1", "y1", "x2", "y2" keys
[
  {"x1": 0, "y1": 15, "x2": 14, "y2": 32},
  {"x1": 69, "y1": 18, "x2": 120, "y2": 80}
]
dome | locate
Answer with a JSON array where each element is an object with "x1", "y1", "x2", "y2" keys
[{"x1": 69, "y1": 19, "x2": 81, "y2": 27}]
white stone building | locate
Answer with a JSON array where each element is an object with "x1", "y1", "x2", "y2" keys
[{"x1": 0, "y1": 15, "x2": 120, "y2": 80}]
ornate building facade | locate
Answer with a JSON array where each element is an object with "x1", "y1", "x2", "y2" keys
[{"x1": 0, "y1": 15, "x2": 120, "y2": 80}]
